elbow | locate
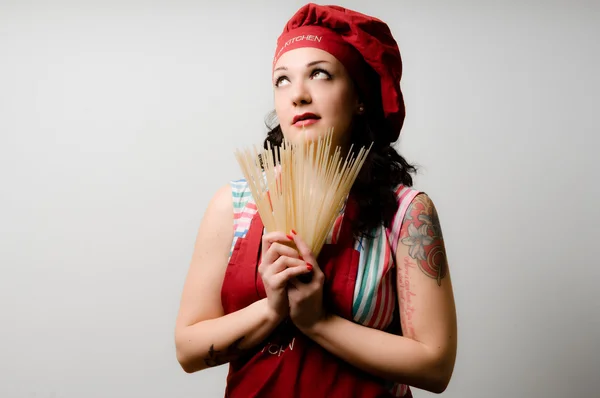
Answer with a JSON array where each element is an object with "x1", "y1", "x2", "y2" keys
[
  {"x1": 430, "y1": 362, "x2": 455, "y2": 394},
  {"x1": 176, "y1": 350, "x2": 197, "y2": 374},
  {"x1": 418, "y1": 370, "x2": 451, "y2": 394},
  {"x1": 428, "y1": 376, "x2": 451, "y2": 394},
  {"x1": 420, "y1": 349, "x2": 455, "y2": 394},
  {"x1": 175, "y1": 334, "x2": 210, "y2": 374},
  {"x1": 175, "y1": 330, "x2": 203, "y2": 374}
]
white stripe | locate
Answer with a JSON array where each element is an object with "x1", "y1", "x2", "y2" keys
[
  {"x1": 370, "y1": 228, "x2": 389, "y2": 328},
  {"x1": 352, "y1": 236, "x2": 365, "y2": 306},
  {"x1": 355, "y1": 234, "x2": 380, "y2": 322}
]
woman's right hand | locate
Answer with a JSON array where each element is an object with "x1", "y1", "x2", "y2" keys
[{"x1": 258, "y1": 232, "x2": 312, "y2": 321}]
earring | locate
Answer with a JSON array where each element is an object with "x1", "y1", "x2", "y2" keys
[{"x1": 358, "y1": 105, "x2": 365, "y2": 114}]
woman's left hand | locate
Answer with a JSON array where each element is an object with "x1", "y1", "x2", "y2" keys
[{"x1": 287, "y1": 231, "x2": 326, "y2": 332}]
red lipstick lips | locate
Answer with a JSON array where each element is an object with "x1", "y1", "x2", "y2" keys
[{"x1": 293, "y1": 113, "x2": 321, "y2": 127}]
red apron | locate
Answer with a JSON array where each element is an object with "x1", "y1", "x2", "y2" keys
[{"x1": 221, "y1": 200, "x2": 412, "y2": 398}]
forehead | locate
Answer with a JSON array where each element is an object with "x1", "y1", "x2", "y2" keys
[{"x1": 273, "y1": 47, "x2": 341, "y2": 71}]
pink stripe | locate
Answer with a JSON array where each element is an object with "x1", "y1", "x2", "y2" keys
[
  {"x1": 397, "y1": 186, "x2": 410, "y2": 203},
  {"x1": 239, "y1": 209, "x2": 257, "y2": 218},
  {"x1": 400, "y1": 384, "x2": 408, "y2": 396},
  {"x1": 234, "y1": 202, "x2": 257, "y2": 220},
  {"x1": 332, "y1": 215, "x2": 343, "y2": 244},
  {"x1": 379, "y1": 273, "x2": 394, "y2": 329},
  {"x1": 385, "y1": 274, "x2": 396, "y2": 327},
  {"x1": 395, "y1": 185, "x2": 405, "y2": 196},
  {"x1": 235, "y1": 218, "x2": 253, "y2": 227},
  {"x1": 387, "y1": 188, "x2": 409, "y2": 245},
  {"x1": 379, "y1": 249, "x2": 393, "y2": 328},
  {"x1": 237, "y1": 215, "x2": 255, "y2": 223},
  {"x1": 390, "y1": 383, "x2": 408, "y2": 397},
  {"x1": 370, "y1": 277, "x2": 385, "y2": 328},
  {"x1": 236, "y1": 221, "x2": 251, "y2": 230},
  {"x1": 381, "y1": 238, "x2": 398, "y2": 328},
  {"x1": 389, "y1": 190, "x2": 420, "y2": 253},
  {"x1": 372, "y1": 243, "x2": 391, "y2": 329}
]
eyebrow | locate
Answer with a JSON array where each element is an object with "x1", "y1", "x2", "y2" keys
[{"x1": 274, "y1": 60, "x2": 331, "y2": 72}]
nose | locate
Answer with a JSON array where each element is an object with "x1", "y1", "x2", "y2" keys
[{"x1": 291, "y1": 81, "x2": 312, "y2": 106}]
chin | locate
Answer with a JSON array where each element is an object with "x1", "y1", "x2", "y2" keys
[{"x1": 288, "y1": 124, "x2": 330, "y2": 142}]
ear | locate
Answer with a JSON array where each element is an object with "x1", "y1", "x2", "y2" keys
[{"x1": 356, "y1": 103, "x2": 365, "y2": 115}]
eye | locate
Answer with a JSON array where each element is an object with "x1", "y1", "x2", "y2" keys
[
  {"x1": 311, "y1": 69, "x2": 332, "y2": 80},
  {"x1": 274, "y1": 75, "x2": 290, "y2": 87}
]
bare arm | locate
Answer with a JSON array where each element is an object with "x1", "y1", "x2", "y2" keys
[
  {"x1": 299, "y1": 193, "x2": 457, "y2": 393},
  {"x1": 174, "y1": 184, "x2": 283, "y2": 373}
]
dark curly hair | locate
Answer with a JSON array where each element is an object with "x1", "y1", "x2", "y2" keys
[{"x1": 262, "y1": 99, "x2": 417, "y2": 239}]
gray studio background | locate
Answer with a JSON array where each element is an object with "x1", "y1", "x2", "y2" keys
[{"x1": 1, "y1": 1, "x2": 598, "y2": 397}]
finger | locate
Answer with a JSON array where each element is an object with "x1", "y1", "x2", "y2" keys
[
  {"x1": 289, "y1": 231, "x2": 320, "y2": 272},
  {"x1": 261, "y1": 231, "x2": 293, "y2": 258},
  {"x1": 261, "y1": 243, "x2": 301, "y2": 272},
  {"x1": 287, "y1": 232, "x2": 319, "y2": 286},
  {"x1": 263, "y1": 256, "x2": 306, "y2": 279},
  {"x1": 270, "y1": 264, "x2": 312, "y2": 289}
]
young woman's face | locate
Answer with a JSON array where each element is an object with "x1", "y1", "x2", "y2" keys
[{"x1": 273, "y1": 47, "x2": 360, "y2": 149}]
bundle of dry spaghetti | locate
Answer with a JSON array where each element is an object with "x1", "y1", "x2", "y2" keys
[{"x1": 234, "y1": 129, "x2": 371, "y2": 257}]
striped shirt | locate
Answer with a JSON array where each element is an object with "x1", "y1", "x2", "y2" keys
[{"x1": 228, "y1": 178, "x2": 420, "y2": 397}]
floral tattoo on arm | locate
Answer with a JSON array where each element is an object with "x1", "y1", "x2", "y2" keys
[{"x1": 401, "y1": 194, "x2": 447, "y2": 286}]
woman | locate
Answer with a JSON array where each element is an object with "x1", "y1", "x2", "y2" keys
[{"x1": 175, "y1": 4, "x2": 457, "y2": 397}]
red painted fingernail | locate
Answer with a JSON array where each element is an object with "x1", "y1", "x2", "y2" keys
[
  {"x1": 286, "y1": 234, "x2": 293, "y2": 240},
  {"x1": 291, "y1": 229, "x2": 297, "y2": 235},
  {"x1": 306, "y1": 263, "x2": 313, "y2": 271}
]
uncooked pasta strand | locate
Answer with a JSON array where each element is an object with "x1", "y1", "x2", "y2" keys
[{"x1": 234, "y1": 129, "x2": 371, "y2": 257}]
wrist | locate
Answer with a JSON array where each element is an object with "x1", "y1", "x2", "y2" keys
[
  {"x1": 260, "y1": 299, "x2": 286, "y2": 326},
  {"x1": 298, "y1": 312, "x2": 331, "y2": 338}
]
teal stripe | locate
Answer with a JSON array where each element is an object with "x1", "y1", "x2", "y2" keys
[
  {"x1": 366, "y1": 231, "x2": 385, "y2": 325},
  {"x1": 353, "y1": 234, "x2": 375, "y2": 319},
  {"x1": 360, "y1": 229, "x2": 383, "y2": 323},
  {"x1": 352, "y1": 236, "x2": 365, "y2": 316},
  {"x1": 232, "y1": 191, "x2": 252, "y2": 198},
  {"x1": 228, "y1": 179, "x2": 254, "y2": 262}
]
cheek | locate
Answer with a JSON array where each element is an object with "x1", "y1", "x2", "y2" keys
[
  {"x1": 323, "y1": 83, "x2": 355, "y2": 111},
  {"x1": 326, "y1": 89, "x2": 356, "y2": 147},
  {"x1": 273, "y1": 93, "x2": 291, "y2": 135},
  {"x1": 273, "y1": 93, "x2": 286, "y2": 117},
  {"x1": 326, "y1": 90, "x2": 355, "y2": 127}
]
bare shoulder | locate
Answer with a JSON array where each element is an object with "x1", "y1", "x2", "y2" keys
[
  {"x1": 191, "y1": 183, "x2": 234, "y2": 267},
  {"x1": 175, "y1": 183, "x2": 235, "y2": 329},
  {"x1": 206, "y1": 183, "x2": 234, "y2": 217}
]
